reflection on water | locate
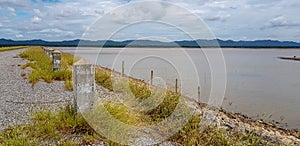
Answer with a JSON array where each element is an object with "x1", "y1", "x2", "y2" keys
[{"x1": 57, "y1": 47, "x2": 300, "y2": 130}]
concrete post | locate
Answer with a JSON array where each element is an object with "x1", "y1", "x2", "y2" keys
[
  {"x1": 48, "y1": 48, "x2": 54, "y2": 59},
  {"x1": 52, "y1": 50, "x2": 61, "y2": 72},
  {"x1": 73, "y1": 60, "x2": 95, "y2": 113},
  {"x1": 44, "y1": 48, "x2": 49, "y2": 56}
]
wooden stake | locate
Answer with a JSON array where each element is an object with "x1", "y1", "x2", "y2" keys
[
  {"x1": 122, "y1": 61, "x2": 124, "y2": 77},
  {"x1": 175, "y1": 78, "x2": 178, "y2": 93},
  {"x1": 198, "y1": 86, "x2": 201, "y2": 102},
  {"x1": 150, "y1": 70, "x2": 154, "y2": 85}
]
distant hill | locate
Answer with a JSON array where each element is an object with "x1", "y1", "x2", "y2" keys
[{"x1": 1, "y1": 38, "x2": 300, "y2": 48}]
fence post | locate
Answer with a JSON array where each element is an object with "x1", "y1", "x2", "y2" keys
[
  {"x1": 52, "y1": 50, "x2": 61, "y2": 72},
  {"x1": 48, "y1": 48, "x2": 54, "y2": 59},
  {"x1": 175, "y1": 78, "x2": 178, "y2": 93},
  {"x1": 122, "y1": 61, "x2": 125, "y2": 77},
  {"x1": 73, "y1": 59, "x2": 95, "y2": 113},
  {"x1": 150, "y1": 70, "x2": 154, "y2": 85},
  {"x1": 198, "y1": 86, "x2": 201, "y2": 102},
  {"x1": 44, "y1": 48, "x2": 49, "y2": 56}
]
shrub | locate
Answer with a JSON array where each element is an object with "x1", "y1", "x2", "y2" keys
[{"x1": 19, "y1": 46, "x2": 75, "y2": 90}]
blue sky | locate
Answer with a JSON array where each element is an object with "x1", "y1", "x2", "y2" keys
[{"x1": 0, "y1": 0, "x2": 300, "y2": 42}]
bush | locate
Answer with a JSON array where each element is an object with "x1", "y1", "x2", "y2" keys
[
  {"x1": 95, "y1": 68, "x2": 113, "y2": 91},
  {"x1": 19, "y1": 46, "x2": 75, "y2": 90}
]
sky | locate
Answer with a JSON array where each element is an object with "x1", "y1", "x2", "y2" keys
[{"x1": 0, "y1": 0, "x2": 300, "y2": 42}]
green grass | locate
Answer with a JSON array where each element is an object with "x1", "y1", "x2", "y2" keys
[
  {"x1": 0, "y1": 104, "x2": 273, "y2": 146},
  {"x1": 170, "y1": 116, "x2": 270, "y2": 145},
  {"x1": 95, "y1": 67, "x2": 113, "y2": 91},
  {"x1": 0, "y1": 46, "x2": 26, "y2": 52},
  {"x1": 0, "y1": 105, "x2": 99, "y2": 145},
  {"x1": 91, "y1": 68, "x2": 275, "y2": 145},
  {"x1": 19, "y1": 46, "x2": 77, "y2": 90}
]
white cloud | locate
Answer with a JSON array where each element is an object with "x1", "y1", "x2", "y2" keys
[
  {"x1": 7, "y1": 7, "x2": 14, "y2": 12},
  {"x1": 40, "y1": 28, "x2": 75, "y2": 37},
  {"x1": 269, "y1": 16, "x2": 289, "y2": 27},
  {"x1": 262, "y1": 16, "x2": 300, "y2": 29},
  {"x1": 31, "y1": 16, "x2": 42, "y2": 24},
  {"x1": 15, "y1": 34, "x2": 23, "y2": 38},
  {"x1": 203, "y1": 1, "x2": 229, "y2": 9},
  {"x1": 107, "y1": 1, "x2": 167, "y2": 24},
  {"x1": 33, "y1": 9, "x2": 42, "y2": 16},
  {"x1": 2, "y1": 19, "x2": 10, "y2": 23},
  {"x1": 7, "y1": 7, "x2": 16, "y2": 16},
  {"x1": 205, "y1": 13, "x2": 231, "y2": 22},
  {"x1": 0, "y1": 0, "x2": 29, "y2": 7}
]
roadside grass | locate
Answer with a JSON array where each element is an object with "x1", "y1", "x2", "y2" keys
[
  {"x1": 19, "y1": 46, "x2": 77, "y2": 90},
  {"x1": 0, "y1": 105, "x2": 100, "y2": 145},
  {"x1": 0, "y1": 104, "x2": 273, "y2": 146},
  {"x1": 0, "y1": 46, "x2": 26, "y2": 52}
]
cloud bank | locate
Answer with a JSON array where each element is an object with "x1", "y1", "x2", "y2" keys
[{"x1": 0, "y1": 0, "x2": 299, "y2": 42}]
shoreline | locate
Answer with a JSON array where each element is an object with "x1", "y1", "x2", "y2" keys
[
  {"x1": 95, "y1": 63, "x2": 300, "y2": 145},
  {"x1": 279, "y1": 56, "x2": 300, "y2": 61}
]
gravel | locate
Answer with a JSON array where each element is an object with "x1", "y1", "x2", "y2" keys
[{"x1": 0, "y1": 49, "x2": 74, "y2": 131}]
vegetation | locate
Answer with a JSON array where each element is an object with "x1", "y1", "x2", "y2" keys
[
  {"x1": 95, "y1": 67, "x2": 113, "y2": 91},
  {"x1": 0, "y1": 104, "x2": 272, "y2": 145},
  {"x1": 0, "y1": 46, "x2": 26, "y2": 52},
  {"x1": 0, "y1": 105, "x2": 99, "y2": 145},
  {"x1": 89, "y1": 67, "x2": 274, "y2": 145},
  {"x1": 171, "y1": 116, "x2": 268, "y2": 145},
  {"x1": 19, "y1": 46, "x2": 77, "y2": 90}
]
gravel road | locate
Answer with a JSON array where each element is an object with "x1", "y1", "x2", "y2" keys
[{"x1": 0, "y1": 49, "x2": 74, "y2": 131}]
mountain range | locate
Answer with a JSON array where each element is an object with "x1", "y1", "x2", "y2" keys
[{"x1": 1, "y1": 38, "x2": 300, "y2": 48}]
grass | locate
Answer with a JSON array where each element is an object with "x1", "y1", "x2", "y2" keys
[
  {"x1": 0, "y1": 46, "x2": 26, "y2": 52},
  {"x1": 91, "y1": 67, "x2": 275, "y2": 145},
  {"x1": 0, "y1": 105, "x2": 98, "y2": 145},
  {"x1": 0, "y1": 104, "x2": 273, "y2": 145},
  {"x1": 95, "y1": 67, "x2": 113, "y2": 91},
  {"x1": 170, "y1": 116, "x2": 270, "y2": 145},
  {"x1": 19, "y1": 46, "x2": 77, "y2": 90}
]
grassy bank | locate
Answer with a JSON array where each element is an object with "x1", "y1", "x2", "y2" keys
[
  {"x1": 92, "y1": 67, "x2": 273, "y2": 145},
  {"x1": 19, "y1": 46, "x2": 76, "y2": 90},
  {"x1": 0, "y1": 47, "x2": 279, "y2": 145},
  {"x1": 0, "y1": 46, "x2": 26, "y2": 52},
  {"x1": 0, "y1": 105, "x2": 270, "y2": 145},
  {"x1": 0, "y1": 105, "x2": 99, "y2": 145}
]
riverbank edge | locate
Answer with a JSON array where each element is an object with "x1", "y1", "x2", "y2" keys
[
  {"x1": 278, "y1": 56, "x2": 300, "y2": 61},
  {"x1": 95, "y1": 64, "x2": 300, "y2": 145}
]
